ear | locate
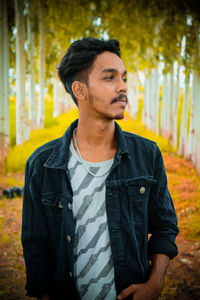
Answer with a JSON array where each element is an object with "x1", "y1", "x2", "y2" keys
[{"x1": 72, "y1": 81, "x2": 87, "y2": 102}]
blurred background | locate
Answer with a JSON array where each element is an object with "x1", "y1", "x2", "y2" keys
[{"x1": 0, "y1": 0, "x2": 200, "y2": 299}]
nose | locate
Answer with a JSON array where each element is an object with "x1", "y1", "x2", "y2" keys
[{"x1": 117, "y1": 77, "x2": 127, "y2": 94}]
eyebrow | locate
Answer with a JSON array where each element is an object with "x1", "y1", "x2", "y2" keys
[{"x1": 102, "y1": 68, "x2": 127, "y2": 75}]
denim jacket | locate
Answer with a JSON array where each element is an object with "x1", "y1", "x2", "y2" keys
[{"x1": 21, "y1": 119, "x2": 179, "y2": 299}]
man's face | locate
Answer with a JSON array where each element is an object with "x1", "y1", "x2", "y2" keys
[{"x1": 85, "y1": 51, "x2": 128, "y2": 120}]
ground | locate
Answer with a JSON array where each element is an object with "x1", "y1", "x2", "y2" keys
[{"x1": 0, "y1": 153, "x2": 200, "y2": 300}]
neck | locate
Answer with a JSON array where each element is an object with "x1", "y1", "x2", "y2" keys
[
  {"x1": 77, "y1": 117, "x2": 116, "y2": 146},
  {"x1": 73, "y1": 117, "x2": 117, "y2": 162}
]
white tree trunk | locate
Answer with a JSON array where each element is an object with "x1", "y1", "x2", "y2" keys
[
  {"x1": 0, "y1": 0, "x2": 9, "y2": 167},
  {"x1": 143, "y1": 69, "x2": 151, "y2": 129},
  {"x1": 15, "y1": 0, "x2": 29, "y2": 145},
  {"x1": 178, "y1": 73, "x2": 190, "y2": 157},
  {"x1": 148, "y1": 69, "x2": 153, "y2": 131},
  {"x1": 169, "y1": 64, "x2": 175, "y2": 143},
  {"x1": 172, "y1": 63, "x2": 180, "y2": 149},
  {"x1": 53, "y1": 78, "x2": 70, "y2": 117},
  {"x1": 127, "y1": 72, "x2": 139, "y2": 120},
  {"x1": 195, "y1": 74, "x2": 200, "y2": 174},
  {"x1": 151, "y1": 67, "x2": 159, "y2": 135},
  {"x1": 27, "y1": 0, "x2": 36, "y2": 130},
  {"x1": 161, "y1": 73, "x2": 170, "y2": 138},
  {"x1": 187, "y1": 71, "x2": 197, "y2": 161},
  {"x1": 37, "y1": 0, "x2": 45, "y2": 128}
]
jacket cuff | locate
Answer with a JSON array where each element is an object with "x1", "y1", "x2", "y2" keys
[{"x1": 148, "y1": 237, "x2": 178, "y2": 260}]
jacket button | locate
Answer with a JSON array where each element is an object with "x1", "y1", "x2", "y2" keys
[
  {"x1": 140, "y1": 186, "x2": 146, "y2": 194},
  {"x1": 69, "y1": 272, "x2": 73, "y2": 278},
  {"x1": 67, "y1": 235, "x2": 71, "y2": 243},
  {"x1": 68, "y1": 203, "x2": 72, "y2": 210},
  {"x1": 58, "y1": 201, "x2": 63, "y2": 208}
]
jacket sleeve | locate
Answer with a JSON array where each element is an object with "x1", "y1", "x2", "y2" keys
[
  {"x1": 148, "y1": 144, "x2": 179, "y2": 259},
  {"x1": 21, "y1": 159, "x2": 52, "y2": 297}
]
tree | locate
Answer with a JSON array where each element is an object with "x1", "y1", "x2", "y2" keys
[
  {"x1": 27, "y1": 0, "x2": 36, "y2": 130},
  {"x1": 37, "y1": 0, "x2": 45, "y2": 128},
  {"x1": 15, "y1": 0, "x2": 29, "y2": 145},
  {"x1": 0, "y1": 0, "x2": 9, "y2": 167}
]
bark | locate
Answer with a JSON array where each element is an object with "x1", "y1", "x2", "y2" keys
[
  {"x1": 143, "y1": 69, "x2": 151, "y2": 129},
  {"x1": 187, "y1": 71, "x2": 197, "y2": 162},
  {"x1": 127, "y1": 72, "x2": 139, "y2": 120},
  {"x1": 53, "y1": 78, "x2": 70, "y2": 118},
  {"x1": 161, "y1": 73, "x2": 170, "y2": 138},
  {"x1": 195, "y1": 74, "x2": 200, "y2": 174},
  {"x1": 27, "y1": 0, "x2": 36, "y2": 130},
  {"x1": 0, "y1": 0, "x2": 9, "y2": 168},
  {"x1": 169, "y1": 64, "x2": 175, "y2": 143},
  {"x1": 37, "y1": 0, "x2": 45, "y2": 128},
  {"x1": 151, "y1": 67, "x2": 159, "y2": 135},
  {"x1": 178, "y1": 72, "x2": 190, "y2": 157},
  {"x1": 15, "y1": 0, "x2": 29, "y2": 145},
  {"x1": 172, "y1": 63, "x2": 180, "y2": 149}
]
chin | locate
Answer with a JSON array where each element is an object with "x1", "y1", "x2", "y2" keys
[{"x1": 114, "y1": 114, "x2": 125, "y2": 120}]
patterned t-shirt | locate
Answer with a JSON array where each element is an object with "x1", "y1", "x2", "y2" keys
[{"x1": 68, "y1": 139, "x2": 116, "y2": 300}]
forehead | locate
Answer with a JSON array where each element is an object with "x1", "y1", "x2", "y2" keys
[{"x1": 91, "y1": 51, "x2": 126, "y2": 74}]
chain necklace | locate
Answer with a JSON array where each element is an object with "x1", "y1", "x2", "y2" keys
[{"x1": 73, "y1": 128, "x2": 113, "y2": 177}]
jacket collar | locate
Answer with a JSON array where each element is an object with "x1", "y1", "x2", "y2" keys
[{"x1": 44, "y1": 119, "x2": 130, "y2": 170}]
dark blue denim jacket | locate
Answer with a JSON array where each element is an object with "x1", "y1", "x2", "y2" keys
[{"x1": 21, "y1": 119, "x2": 179, "y2": 299}]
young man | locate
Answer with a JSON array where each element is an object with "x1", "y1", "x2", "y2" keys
[{"x1": 22, "y1": 37, "x2": 179, "y2": 300}]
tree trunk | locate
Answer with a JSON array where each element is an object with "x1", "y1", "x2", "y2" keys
[
  {"x1": 15, "y1": 0, "x2": 29, "y2": 145},
  {"x1": 0, "y1": 0, "x2": 9, "y2": 168},
  {"x1": 187, "y1": 71, "x2": 197, "y2": 162},
  {"x1": 151, "y1": 67, "x2": 159, "y2": 135},
  {"x1": 178, "y1": 72, "x2": 190, "y2": 157},
  {"x1": 53, "y1": 78, "x2": 61, "y2": 118},
  {"x1": 37, "y1": 0, "x2": 45, "y2": 128},
  {"x1": 143, "y1": 69, "x2": 151, "y2": 129},
  {"x1": 172, "y1": 63, "x2": 180, "y2": 149},
  {"x1": 127, "y1": 72, "x2": 139, "y2": 120},
  {"x1": 161, "y1": 72, "x2": 170, "y2": 138},
  {"x1": 195, "y1": 74, "x2": 200, "y2": 174},
  {"x1": 27, "y1": 0, "x2": 36, "y2": 130},
  {"x1": 169, "y1": 64, "x2": 175, "y2": 143}
]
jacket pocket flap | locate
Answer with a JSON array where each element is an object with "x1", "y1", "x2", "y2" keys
[{"x1": 41, "y1": 194, "x2": 60, "y2": 206}]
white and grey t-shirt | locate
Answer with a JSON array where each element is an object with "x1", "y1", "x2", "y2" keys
[{"x1": 68, "y1": 139, "x2": 116, "y2": 300}]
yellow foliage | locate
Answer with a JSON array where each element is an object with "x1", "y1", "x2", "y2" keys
[{"x1": 5, "y1": 107, "x2": 79, "y2": 173}]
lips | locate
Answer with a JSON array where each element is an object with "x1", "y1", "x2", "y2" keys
[{"x1": 111, "y1": 94, "x2": 128, "y2": 104}]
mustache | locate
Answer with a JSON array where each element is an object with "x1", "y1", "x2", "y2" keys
[{"x1": 111, "y1": 94, "x2": 128, "y2": 104}]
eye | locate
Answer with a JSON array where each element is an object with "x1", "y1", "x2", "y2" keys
[
  {"x1": 104, "y1": 75, "x2": 114, "y2": 80},
  {"x1": 123, "y1": 77, "x2": 127, "y2": 83}
]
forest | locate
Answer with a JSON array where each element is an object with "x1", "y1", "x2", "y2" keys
[
  {"x1": 0, "y1": 0, "x2": 200, "y2": 299},
  {"x1": 0, "y1": 0, "x2": 200, "y2": 173}
]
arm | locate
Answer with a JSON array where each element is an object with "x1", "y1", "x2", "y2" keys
[
  {"x1": 22, "y1": 160, "x2": 51, "y2": 297},
  {"x1": 118, "y1": 144, "x2": 178, "y2": 300},
  {"x1": 118, "y1": 253, "x2": 169, "y2": 300},
  {"x1": 148, "y1": 145, "x2": 179, "y2": 259}
]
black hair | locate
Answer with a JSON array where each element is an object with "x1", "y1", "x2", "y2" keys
[{"x1": 58, "y1": 37, "x2": 121, "y2": 105}]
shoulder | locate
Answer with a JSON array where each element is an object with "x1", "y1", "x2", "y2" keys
[
  {"x1": 27, "y1": 138, "x2": 60, "y2": 167},
  {"x1": 123, "y1": 130, "x2": 157, "y2": 149}
]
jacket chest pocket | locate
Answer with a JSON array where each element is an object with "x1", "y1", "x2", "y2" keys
[
  {"x1": 41, "y1": 194, "x2": 64, "y2": 234},
  {"x1": 126, "y1": 177, "x2": 155, "y2": 224}
]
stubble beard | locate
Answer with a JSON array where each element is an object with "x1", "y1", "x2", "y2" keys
[{"x1": 88, "y1": 93, "x2": 126, "y2": 121}]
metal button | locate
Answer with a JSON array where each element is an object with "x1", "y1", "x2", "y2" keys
[
  {"x1": 139, "y1": 186, "x2": 146, "y2": 194},
  {"x1": 58, "y1": 201, "x2": 63, "y2": 208},
  {"x1": 68, "y1": 203, "x2": 72, "y2": 210},
  {"x1": 69, "y1": 272, "x2": 73, "y2": 278},
  {"x1": 67, "y1": 235, "x2": 71, "y2": 243}
]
